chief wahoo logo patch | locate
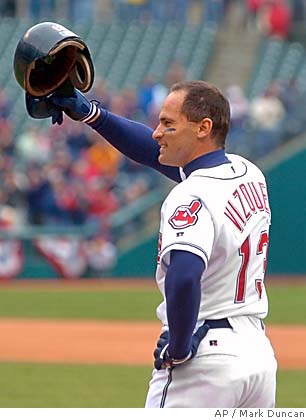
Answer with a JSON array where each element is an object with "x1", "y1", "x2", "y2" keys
[{"x1": 169, "y1": 199, "x2": 202, "y2": 229}]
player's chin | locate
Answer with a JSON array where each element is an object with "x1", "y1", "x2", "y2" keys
[{"x1": 158, "y1": 151, "x2": 177, "y2": 167}]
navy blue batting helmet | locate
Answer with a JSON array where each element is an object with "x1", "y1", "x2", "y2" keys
[{"x1": 13, "y1": 21, "x2": 94, "y2": 97}]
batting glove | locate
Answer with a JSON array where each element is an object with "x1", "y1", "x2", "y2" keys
[
  {"x1": 154, "y1": 331, "x2": 170, "y2": 370},
  {"x1": 26, "y1": 93, "x2": 64, "y2": 125},
  {"x1": 50, "y1": 88, "x2": 100, "y2": 124},
  {"x1": 153, "y1": 323, "x2": 210, "y2": 370}
]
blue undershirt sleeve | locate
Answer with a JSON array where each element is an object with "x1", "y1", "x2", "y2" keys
[
  {"x1": 88, "y1": 109, "x2": 182, "y2": 182},
  {"x1": 165, "y1": 249, "x2": 205, "y2": 359}
]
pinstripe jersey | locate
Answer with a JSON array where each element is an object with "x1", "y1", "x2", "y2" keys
[{"x1": 155, "y1": 153, "x2": 271, "y2": 328}]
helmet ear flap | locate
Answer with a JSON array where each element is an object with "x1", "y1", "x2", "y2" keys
[
  {"x1": 25, "y1": 92, "x2": 54, "y2": 119},
  {"x1": 68, "y1": 50, "x2": 94, "y2": 93}
]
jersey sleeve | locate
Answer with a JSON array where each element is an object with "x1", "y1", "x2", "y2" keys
[{"x1": 160, "y1": 192, "x2": 214, "y2": 271}]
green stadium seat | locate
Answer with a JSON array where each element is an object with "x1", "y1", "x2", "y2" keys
[
  {"x1": 105, "y1": 22, "x2": 146, "y2": 88},
  {"x1": 275, "y1": 43, "x2": 305, "y2": 82},
  {"x1": 247, "y1": 38, "x2": 286, "y2": 98},
  {"x1": 186, "y1": 25, "x2": 217, "y2": 80},
  {"x1": 121, "y1": 22, "x2": 164, "y2": 88},
  {"x1": 173, "y1": 25, "x2": 201, "y2": 67},
  {"x1": 146, "y1": 23, "x2": 181, "y2": 81}
]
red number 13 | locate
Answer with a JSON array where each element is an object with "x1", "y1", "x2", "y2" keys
[{"x1": 235, "y1": 231, "x2": 269, "y2": 303}]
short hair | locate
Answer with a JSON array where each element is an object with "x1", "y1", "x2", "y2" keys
[{"x1": 170, "y1": 80, "x2": 231, "y2": 147}]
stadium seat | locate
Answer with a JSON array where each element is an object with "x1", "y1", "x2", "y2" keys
[
  {"x1": 247, "y1": 38, "x2": 285, "y2": 98},
  {"x1": 186, "y1": 24, "x2": 217, "y2": 80}
]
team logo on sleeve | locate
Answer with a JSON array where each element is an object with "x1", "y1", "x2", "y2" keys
[{"x1": 168, "y1": 199, "x2": 202, "y2": 229}]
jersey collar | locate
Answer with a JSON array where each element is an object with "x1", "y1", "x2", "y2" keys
[{"x1": 183, "y1": 149, "x2": 231, "y2": 178}]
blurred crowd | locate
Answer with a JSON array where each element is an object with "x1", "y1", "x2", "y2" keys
[
  {"x1": 225, "y1": 78, "x2": 306, "y2": 159},
  {"x1": 0, "y1": 0, "x2": 242, "y2": 25},
  {"x1": 0, "y1": 0, "x2": 301, "y2": 40},
  {"x1": 0, "y1": 75, "x2": 166, "y2": 274},
  {"x1": 243, "y1": 0, "x2": 293, "y2": 40},
  {"x1": 0, "y1": 83, "x2": 165, "y2": 234},
  {"x1": 0, "y1": 61, "x2": 188, "y2": 233}
]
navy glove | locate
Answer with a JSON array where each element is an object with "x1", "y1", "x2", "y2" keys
[
  {"x1": 153, "y1": 322, "x2": 210, "y2": 370},
  {"x1": 49, "y1": 88, "x2": 100, "y2": 124},
  {"x1": 26, "y1": 93, "x2": 64, "y2": 125},
  {"x1": 154, "y1": 331, "x2": 169, "y2": 370}
]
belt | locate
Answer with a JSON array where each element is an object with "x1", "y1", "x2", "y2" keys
[{"x1": 204, "y1": 318, "x2": 232, "y2": 329}]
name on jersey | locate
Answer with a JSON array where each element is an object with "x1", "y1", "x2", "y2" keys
[{"x1": 224, "y1": 182, "x2": 270, "y2": 232}]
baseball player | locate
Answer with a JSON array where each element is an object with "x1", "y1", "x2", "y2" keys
[{"x1": 26, "y1": 80, "x2": 277, "y2": 408}]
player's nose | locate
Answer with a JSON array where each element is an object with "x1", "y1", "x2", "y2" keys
[{"x1": 152, "y1": 124, "x2": 163, "y2": 141}]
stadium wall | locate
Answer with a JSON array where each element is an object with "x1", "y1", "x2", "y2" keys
[{"x1": 262, "y1": 140, "x2": 306, "y2": 274}]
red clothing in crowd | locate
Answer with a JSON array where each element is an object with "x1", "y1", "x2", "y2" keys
[
  {"x1": 265, "y1": 0, "x2": 292, "y2": 39},
  {"x1": 247, "y1": 0, "x2": 264, "y2": 13}
]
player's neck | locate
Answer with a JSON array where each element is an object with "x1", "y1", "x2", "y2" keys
[{"x1": 183, "y1": 149, "x2": 230, "y2": 177}]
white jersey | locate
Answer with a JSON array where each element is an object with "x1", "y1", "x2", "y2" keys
[{"x1": 156, "y1": 153, "x2": 271, "y2": 327}]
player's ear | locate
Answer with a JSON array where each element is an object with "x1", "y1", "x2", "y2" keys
[{"x1": 198, "y1": 117, "x2": 213, "y2": 139}]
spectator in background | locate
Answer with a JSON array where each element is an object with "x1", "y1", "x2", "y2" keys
[
  {"x1": 0, "y1": 89, "x2": 12, "y2": 119},
  {"x1": 15, "y1": 126, "x2": 52, "y2": 165},
  {"x1": 138, "y1": 77, "x2": 157, "y2": 117},
  {"x1": 63, "y1": 120, "x2": 92, "y2": 160},
  {"x1": 140, "y1": 62, "x2": 186, "y2": 128},
  {"x1": 0, "y1": 118, "x2": 14, "y2": 157},
  {"x1": 165, "y1": 61, "x2": 186, "y2": 88},
  {"x1": 84, "y1": 233, "x2": 117, "y2": 272},
  {"x1": 291, "y1": 0, "x2": 306, "y2": 23},
  {"x1": 0, "y1": 90, "x2": 14, "y2": 159},
  {"x1": 273, "y1": 79, "x2": 298, "y2": 115},
  {"x1": 108, "y1": 91, "x2": 133, "y2": 119},
  {"x1": 120, "y1": 88, "x2": 139, "y2": 120},
  {"x1": 243, "y1": 0, "x2": 264, "y2": 29},
  {"x1": 115, "y1": 157, "x2": 159, "y2": 205},
  {"x1": 250, "y1": 82, "x2": 285, "y2": 130},
  {"x1": 0, "y1": 155, "x2": 12, "y2": 182},
  {"x1": 84, "y1": 133, "x2": 122, "y2": 180},
  {"x1": 0, "y1": 194, "x2": 23, "y2": 231},
  {"x1": 0, "y1": 0, "x2": 15, "y2": 16},
  {"x1": 2, "y1": 168, "x2": 24, "y2": 210},
  {"x1": 259, "y1": 0, "x2": 292, "y2": 39},
  {"x1": 137, "y1": 77, "x2": 168, "y2": 124},
  {"x1": 225, "y1": 84, "x2": 250, "y2": 155},
  {"x1": 277, "y1": 78, "x2": 306, "y2": 137},
  {"x1": 226, "y1": 84, "x2": 250, "y2": 128},
  {"x1": 146, "y1": 82, "x2": 168, "y2": 128},
  {"x1": 24, "y1": 165, "x2": 54, "y2": 225},
  {"x1": 91, "y1": 78, "x2": 112, "y2": 110},
  {"x1": 289, "y1": 0, "x2": 306, "y2": 42},
  {"x1": 84, "y1": 177, "x2": 119, "y2": 225},
  {"x1": 46, "y1": 146, "x2": 74, "y2": 180},
  {"x1": 249, "y1": 83, "x2": 286, "y2": 157},
  {"x1": 70, "y1": 153, "x2": 102, "y2": 185},
  {"x1": 0, "y1": 157, "x2": 25, "y2": 231},
  {"x1": 48, "y1": 171, "x2": 86, "y2": 225}
]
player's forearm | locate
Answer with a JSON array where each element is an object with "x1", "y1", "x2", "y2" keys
[
  {"x1": 88, "y1": 109, "x2": 181, "y2": 182},
  {"x1": 165, "y1": 250, "x2": 205, "y2": 359}
]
